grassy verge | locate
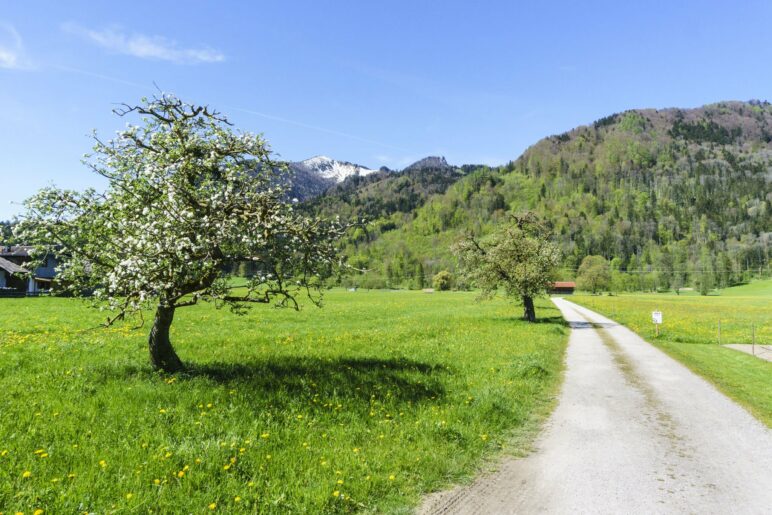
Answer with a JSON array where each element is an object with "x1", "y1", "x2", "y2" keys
[
  {"x1": 571, "y1": 281, "x2": 772, "y2": 427},
  {"x1": 0, "y1": 290, "x2": 567, "y2": 514}
]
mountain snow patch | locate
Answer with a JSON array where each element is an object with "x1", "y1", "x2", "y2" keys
[{"x1": 299, "y1": 155, "x2": 379, "y2": 183}]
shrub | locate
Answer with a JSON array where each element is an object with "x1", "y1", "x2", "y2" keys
[{"x1": 432, "y1": 270, "x2": 453, "y2": 291}]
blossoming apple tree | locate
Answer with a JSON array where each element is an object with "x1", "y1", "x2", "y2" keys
[
  {"x1": 17, "y1": 94, "x2": 349, "y2": 372},
  {"x1": 452, "y1": 212, "x2": 560, "y2": 322}
]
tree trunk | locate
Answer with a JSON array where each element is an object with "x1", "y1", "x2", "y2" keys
[
  {"x1": 148, "y1": 305, "x2": 184, "y2": 373},
  {"x1": 523, "y1": 295, "x2": 536, "y2": 322}
]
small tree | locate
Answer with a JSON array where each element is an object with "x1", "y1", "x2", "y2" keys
[
  {"x1": 17, "y1": 94, "x2": 348, "y2": 372},
  {"x1": 432, "y1": 270, "x2": 453, "y2": 291},
  {"x1": 452, "y1": 213, "x2": 560, "y2": 322},
  {"x1": 696, "y1": 247, "x2": 715, "y2": 295},
  {"x1": 576, "y1": 255, "x2": 611, "y2": 294},
  {"x1": 672, "y1": 244, "x2": 687, "y2": 295}
]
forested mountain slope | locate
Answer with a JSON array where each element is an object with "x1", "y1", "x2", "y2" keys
[{"x1": 329, "y1": 101, "x2": 772, "y2": 290}]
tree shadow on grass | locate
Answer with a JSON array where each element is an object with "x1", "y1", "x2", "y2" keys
[
  {"x1": 531, "y1": 315, "x2": 569, "y2": 326},
  {"x1": 97, "y1": 356, "x2": 447, "y2": 406},
  {"x1": 491, "y1": 315, "x2": 568, "y2": 327},
  {"x1": 191, "y1": 357, "x2": 446, "y2": 404}
]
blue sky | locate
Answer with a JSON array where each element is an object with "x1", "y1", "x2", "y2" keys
[{"x1": 1, "y1": 0, "x2": 771, "y2": 219}]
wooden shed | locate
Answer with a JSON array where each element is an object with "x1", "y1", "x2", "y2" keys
[{"x1": 549, "y1": 281, "x2": 576, "y2": 295}]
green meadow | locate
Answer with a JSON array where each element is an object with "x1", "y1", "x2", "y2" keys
[
  {"x1": 572, "y1": 280, "x2": 772, "y2": 427},
  {"x1": 0, "y1": 290, "x2": 567, "y2": 514}
]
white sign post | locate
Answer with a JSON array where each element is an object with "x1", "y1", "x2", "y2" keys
[{"x1": 652, "y1": 311, "x2": 663, "y2": 336}]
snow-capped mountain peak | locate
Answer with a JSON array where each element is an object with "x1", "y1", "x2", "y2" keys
[{"x1": 298, "y1": 155, "x2": 379, "y2": 183}]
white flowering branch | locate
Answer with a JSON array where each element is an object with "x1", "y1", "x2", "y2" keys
[{"x1": 16, "y1": 94, "x2": 351, "y2": 372}]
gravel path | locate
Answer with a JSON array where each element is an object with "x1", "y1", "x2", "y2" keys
[
  {"x1": 418, "y1": 298, "x2": 772, "y2": 514},
  {"x1": 724, "y1": 343, "x2": 772, "y2": 362}
]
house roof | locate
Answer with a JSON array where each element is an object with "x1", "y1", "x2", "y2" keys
[
  {"x1": 0, "y1": 245, "x2": 33, "y2": 257},
  {"x1": 0, "y1": 256, "x2": 27, "y2": 274},
  {"x1": 552, "y1": 281, "x2": 576, "y2": 288}
]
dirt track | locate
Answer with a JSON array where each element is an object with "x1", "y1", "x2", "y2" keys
[{"x1": 418, "y1": 298, "x2": 772, "y2": 514}]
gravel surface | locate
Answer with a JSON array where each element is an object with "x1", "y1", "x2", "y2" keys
[
  {"x1": 724, "y1": 343, "x2": 772, "y2": 362},
  {"x1": 418, "y1": 298, "x2": 772, "y2": 514}
]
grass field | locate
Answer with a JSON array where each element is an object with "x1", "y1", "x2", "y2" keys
[
  {"x1": 0, "y1": 290, "x2": 567, "y2": 514},
  {"x1": 572, "y1": 280, "x2": 772, "y2": 427}
]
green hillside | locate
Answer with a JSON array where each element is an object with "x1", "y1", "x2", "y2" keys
[{"x1": 324, "y1": 101, "x2": 772, "y2": 290}]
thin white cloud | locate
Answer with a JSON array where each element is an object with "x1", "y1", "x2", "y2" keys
[
  {"x1": 0, "y1": 23, "x2": 32, "y2": 69},
  {"x1": 62, "y1": 23, "x2": 225, "y2": 64}
]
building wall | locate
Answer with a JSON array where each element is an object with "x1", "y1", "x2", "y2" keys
[
  {"x1": 34, "y1": 256, "x2": 57, "y2": 279},
  {"x1": 0, "y1": 270, "x2": 6, "y2": 288}
]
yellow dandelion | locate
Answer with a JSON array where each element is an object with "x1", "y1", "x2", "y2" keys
[
  {"x1": 332, "y1": 490, "x2": 340, "y2": 497},
  {"x1": 164, "y1": 452, "x2": 172, "y2": 458},
  {"x1": 99, "y1": 460, "x2": 107, "y2": 468},
  {"x1": 126, "y1": 493, "x2": 133, "y2": 500},
  {"x1": 22, "y1": 470, "x2": 32, "y2": 478},
  {"x1": 39, "y1": 453, "x2": 49, "y2": 459},
  {"x1": 153, "y1": 479, "x2": 161, "y2": 485},
  {"x1": 206, "y1": 403, "x2": 213, "y2": 408},
  {"x1": 223, "y1": 464, "x2": 231, "y2": 471},
  {"x1": 337, "y1": 479, "x2": 344, "y2": 485},
  {"x1": 260, "y1": 433, "x2": 269, "y2": 439},
  {"x1": 177, "y1": 470, "x2": 185, "y2": 478},
  {"x1": 234, "y1": 496, "x2": 242, "y2": 503},
  {"x1": 1, "y1": 449, "x2": 8, "y2": 456},
  {"x1": 208, "y1": 503, "x2": 217, "y2": 510},
  {"x1": 34, "y1": 510, "x2": 45, "y2": 515},
  {"x1": 159, "y1": 409, "x2": 167, "y2": 414},
  {"x1": 34, "y1": 449, "x2": 45, "y2": 455},
  {"x1": 67, "y1": 473, "x2": 76, "y2": 479},
  {"x1": 247, "y1": 481, "x2": 255, "y2": 487},
  {"x1": 195, "y1": 458, "x2": 202, "y2": 464},
  {"x1": 389, "y1": 474, "x2": 396, "y2": 481}
]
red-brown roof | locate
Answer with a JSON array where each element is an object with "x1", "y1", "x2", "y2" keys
[{"x1": 551, "y1": 281, "x2": 576, "y2": 288}]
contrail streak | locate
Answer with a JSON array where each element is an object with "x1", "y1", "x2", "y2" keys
[
  {"x1": 225, "y1": 105, "x2": 407, "y2": 152},
  {"x1": 52, "y1": 64, "x2": 154, "y2": 91},
  {"x1": 53, "y1": 65, "x2": 407, "y2": 151}
]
